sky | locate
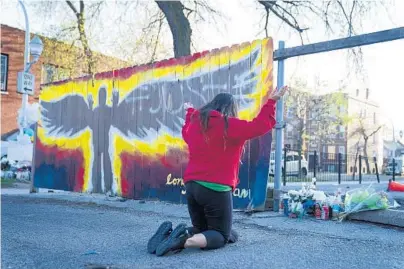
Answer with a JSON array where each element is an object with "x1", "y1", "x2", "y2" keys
[{"x1": 1, "y1": 0, "x2": 403, "y2": 133}]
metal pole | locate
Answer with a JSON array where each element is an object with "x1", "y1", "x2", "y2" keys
[
  {"x1": 29, "y1": 123, "x2": 38, "y2": 193},
  {"x1": 359, "y1": 155, "x2": 362, "y2": 184},
  {"x1": 273, "y1": 41, "x2": 285, "y2": 212},
  {"x1": 18, "y1": 0, "x2": 30, "y2": 137},
  {"x1": 313, "y1": 150, "x2": 317, "y2": 178},
  {"x1": 374, "y1": 156, "x2": 380, "y2": 183},
  {"x1": 19, "y1": 0, "x2": 38, "y2": 193},
  {"x1": 392, "y1": 158, "x2": 396, "y2": 181},
  {"x1": 283, "y1": 148, "x2": 287, "y2": 186},
  {"x1": 338, "y1": 153, "x2": 342, "y2": 184}
]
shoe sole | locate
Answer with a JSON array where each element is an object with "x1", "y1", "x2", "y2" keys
[
  {"x1": 147, "y1": 221, "x2": 172, "y2": 254},
  {"x1": 155, "y1": 223, "x2": 187, "y2": 257}
]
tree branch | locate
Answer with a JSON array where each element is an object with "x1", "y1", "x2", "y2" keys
[
  {"x1": 79, "y1": 0, "x2": 84, "y2": 14},
  {"x1": 367, "y1": 125, "x2": 383, "y2": 138},
  {"x1": 264, "y1": 6, "x2": 270, "y2": 38},
  {"x1": 65, "y1": 0, "x2": 79, "y2": 18},
  {"x1": 258, "y1": 1, "x2": 309, "y2": 33},
  {"x1": 336, "y1": 0, "x2": 356, "y2": 36}
]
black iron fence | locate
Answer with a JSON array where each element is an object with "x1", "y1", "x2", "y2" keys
[{"x1": 268, "y1": 148, "x2": 390, "y2": 185}]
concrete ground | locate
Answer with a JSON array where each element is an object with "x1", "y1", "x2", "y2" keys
[{"x1": 2, "y1": 191, "x2": 404, "y2": 269}]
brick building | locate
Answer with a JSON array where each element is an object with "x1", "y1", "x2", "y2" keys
[
  {"x1": 1, "y1": 24, "x2": 128, "y2": 136},
  {"x1": 274, "y1": 88, "x2": 382, "y2": 174}
]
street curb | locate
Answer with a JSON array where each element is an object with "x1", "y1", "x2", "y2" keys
[{"x1": 348, "y1": 209, "x2": 404, "y2": 228}]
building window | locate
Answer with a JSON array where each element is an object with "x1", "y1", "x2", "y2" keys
[
  {"x1": 1, "y1": 54, "x2": 8, "y2": 92},
  {"x1": 337, "y1": 125, "x2": 345, "y2": 139},
  {"x1": 287, "y1": 107, "x2": 294, "y2": 118},
  {"x1": 373, "y1": 112, "x2": 376, "y2": 124},
  {"x1": 328, "y1": 145, "x2": 336, "y2": 160},
  {"x1": 41, "y1": 64, "x2": 70, "y2": 84}
]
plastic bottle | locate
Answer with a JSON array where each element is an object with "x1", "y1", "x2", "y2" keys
[
  {"x1": 315, "y1": 203, "x2": 321, "y2": 219},
  {"x1": 332, "y1": 204, "x2": 340, "y2": 221},
  {"x1": 321, "y1": 203, "x2": 329, "y2": 220}
]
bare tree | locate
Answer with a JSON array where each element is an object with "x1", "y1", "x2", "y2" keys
[
  {"x1": 285, "y1": 79, "x2": 343, "y2": 152},
  {"x1": 27, "y1": 0, "x2": 118, "y2": 77},
  {"x1": 154, "y1": 0, "x2": 222, "y2": 58},
  {"x1": 257, "y1": 1, "x2": 386, "y2": 76},
  {"x1": 284, "y1": 79, "x2": 344, "y2": 177},
  {"x1": 65, "y1": 0, "x2": 101, "y2": 75},
  {"x1": 257, "y1": 1, "x2": 380, "y2": 40},
  {"x1": 155, "y1": 1, "x2": 191, "y2": 58},
  {"x1": 349, "y1": 116, "x2": 383, "y2": 174}
]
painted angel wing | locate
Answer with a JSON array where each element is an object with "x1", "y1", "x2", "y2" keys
[
  {"x1": 40, "y1": 94, "x2": 91, "y2": 137},
  {"x1": 181, "y1": 48, "x2": 260, "y2": 110},
  {"x1": 112, "y1": 80, "x2": 185, "y2": 139},
  {"x1": 112, "y1": 49, "x2": 260, "y2": 141}
]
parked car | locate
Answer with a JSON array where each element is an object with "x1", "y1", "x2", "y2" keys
[
  {"x1": 385, "y1": 156, "x2": 404, "y2": 176},
  {"x1": 269, "y1": 151, "x2": 309, "y2": 177}
]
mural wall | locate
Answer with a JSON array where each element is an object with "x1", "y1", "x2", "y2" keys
[{"x1": 33, "y1": 38, "x2": 274, "y2": 209}]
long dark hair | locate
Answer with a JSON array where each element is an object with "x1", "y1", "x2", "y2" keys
[
  {"x1": 197, "y1": 93, "x2": 245, "y2": 157},
  {"x1": 198, "y1": 93, "x2": 238, "y2": 135}
]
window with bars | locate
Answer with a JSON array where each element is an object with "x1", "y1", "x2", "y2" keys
[{"x1": 1, "y1": 54, "x2": 8, "y2": 92}]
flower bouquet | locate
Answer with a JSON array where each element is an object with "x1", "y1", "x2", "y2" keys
[{"x1": 338, "y1": 184, "x2": 400, "y2": 221}]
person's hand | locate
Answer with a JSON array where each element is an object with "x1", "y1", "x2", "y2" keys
[
  {"x1": 268, "y1": 86, "x2": 288, "y2": 101},
  {"x1": 184, "y1": 102, "x2": 193, "y2": 110}
]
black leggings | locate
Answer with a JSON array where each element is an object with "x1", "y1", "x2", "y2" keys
[{"x1": 185, "y1": 181, "x2": 238, "y2": 250}]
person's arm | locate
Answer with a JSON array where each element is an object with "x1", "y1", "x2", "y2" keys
[
  {"x1": 182, "y1": 107, "x2": 196, "y2": 140},
  {"x1": 226, "y1": 99, "x2": 276, "y2": 141}
]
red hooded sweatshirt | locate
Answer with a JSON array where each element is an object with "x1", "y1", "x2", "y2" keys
[{"x1": 182, "y1": 99, "x2": 277, "y2": 189}]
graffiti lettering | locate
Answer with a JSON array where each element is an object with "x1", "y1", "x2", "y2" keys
[
  {"x1": 166, "y1": 174, "x2": 186, "y2": 195},
  {"x1": 233, "y1": 188, "x2": 251, "y2": 199},
  {"x1": 165, "y1": 174, "x2": 251, "y2": 199}
]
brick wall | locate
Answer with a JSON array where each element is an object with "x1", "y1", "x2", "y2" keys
[
  {"x1": 1, "y1": 24, "x2": 128, "y2": 136},
  {"x1": 1, "y1": 25, "x2": 39, "y2": 135}
]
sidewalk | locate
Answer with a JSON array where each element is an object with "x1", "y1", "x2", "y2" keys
[
  {"x1": 3, "y1": 193, "x2": 404, "y2": 269},
  {"x1": 2, "y1": 185, "x2": 403, "y2": 228}
]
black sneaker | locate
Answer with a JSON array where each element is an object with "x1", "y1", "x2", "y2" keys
[
  {"x1": 155, "y1": 223, "x2": 188, "y2": 256},
  {"x1": 147, "y1": 221, "x2": 172, "y2": 254}
]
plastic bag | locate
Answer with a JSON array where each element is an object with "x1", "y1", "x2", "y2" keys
[{"x1": 339, "y1": 184, "x2": 400, "y2": 221}]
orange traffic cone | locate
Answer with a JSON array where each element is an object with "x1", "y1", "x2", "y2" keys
[{"x1": 388, "y1": 180, "x2": 404, "y2": 192}]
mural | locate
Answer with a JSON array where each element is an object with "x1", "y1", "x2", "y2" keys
[{"x1": 33, "y1": 38, "x2": 274, "y2": 209}]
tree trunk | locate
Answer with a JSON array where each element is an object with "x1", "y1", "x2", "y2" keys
[
  {"x1": 352, "y1": 144, "x2": 360, "y2": 180},
  {"x1": 77, "y1": 15, "x2": 94, "y2": 75},
  {"x1": 297, "y1": 138, "x2": 302, "y2": 178},
  {"x1": 66, "y1": 0, "x2": 95, "y2": 75},
  {"x1": 297, "y1": 119, "x2": 304, "y2": 177},
  {"x1": 363, "y1": 138, "x2": 371, "y2": 174},
  {"x1": 156, "y1": 1, "x2": 192, "y2": 58}
]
